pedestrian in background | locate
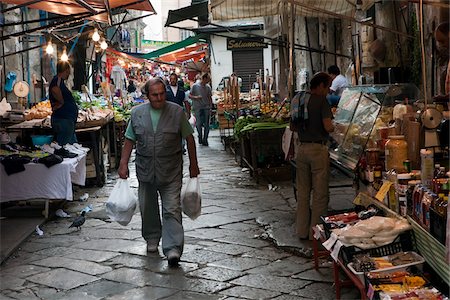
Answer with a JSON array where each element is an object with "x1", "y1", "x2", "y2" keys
[
  {"x1": 49, "y1": 61, "x2": 78, "y2": 145},
  {"x1": 189, "y1": 73, "x2": 212, "y2": 146},
  {"x1": 118, "y1": 78, "x2": 200, "y2": 267},
  {"x1": 326, "y1": 65, "x2": 348, "y2": 107},
  {"x1": 166, "y1": 73, "x2": 192, "y2": 154},
  {"x1": 291, "y1": 72, "x2": 334, "y2": 241}
]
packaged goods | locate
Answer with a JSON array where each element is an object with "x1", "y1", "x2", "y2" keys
[
  {"x1": 420, "y1": 149, "x2": 434, "y2": 187},
  {"x1": 385, "y1": 136, "x2": 408, "y2": 172}
]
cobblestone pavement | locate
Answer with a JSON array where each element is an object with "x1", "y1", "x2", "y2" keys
[{"x1": 0, "y1": 130, "x2": 360, "y2": 300}]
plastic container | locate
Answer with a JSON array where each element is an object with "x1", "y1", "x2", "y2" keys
[
  {"x1": 31, "y1": 135, "x2": 53, "y2": 146},
  {"x1": 385, "y1": 136, "x2": 408, "y2": 172},
  {"x1": 340, "y1": 230, "x2": 416, "y2": 264},
  {"x1": 347, "y1": 251, "x2": 425, "y2": 287}
]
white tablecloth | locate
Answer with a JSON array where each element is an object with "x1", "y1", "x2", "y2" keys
[{"x1": 0, "y1": 153, "x2": 86, "y2": 202}]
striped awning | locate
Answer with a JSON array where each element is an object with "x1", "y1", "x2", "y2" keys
[
  {"x1": 1, "y1": 0, "x2": 155, "y2": 23},
  {"x1": 210, "y1": 0, "x2": 375, "y2": 21}
]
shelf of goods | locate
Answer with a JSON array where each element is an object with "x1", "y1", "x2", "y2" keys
[
  {"x1": 315, "y1": 192, "x2": 448, "y2": 300},
  {"x1": 407, "y1": 216, "x2": 449, "y2": 286},
  {"x1": 330, "y1": 84, "x2": 420, "y2": 172}
]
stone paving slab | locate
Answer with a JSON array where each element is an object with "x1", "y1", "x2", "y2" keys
[
  {"x1": 64, "y1": 249, "x2": 121, "y2": 263},
  {"x1": 105, "y1": 286, "x2": 177, "y2": 300},
  {"x1": 72, "y1": 239, "x2": 144, "y2": 253},
  {"x1": 181, "y1": 249, "x2": 232, "y2": 265},
  {"x1": 246, "y1": 258, "x2": 313, "y2": 277},
  {"x1": 213, "y1": 235, "x2": 271, "y2": 248},
  {"x1": 240, "y1": 247, "x2": 291, "y2": 261},
  {"x1": 231, "y1": 274, "x2": 311, "y2": 294},
  {"x1": 0, "y1": 264, "x2": 50, "y2": 279},
  {"x1": 163, "y1": 290, "x2": 225, "y2": 300},
  {"x1": 187, "y1": 266, "x2": 243, "y2": 282},
  {"x1": 205, "y1": 243, "x2": 255, "y2": 256},
  {"x1": 100, "y1": 267, "x2": 155, "y2": 287},
  {"x1": 31, "y1": 256, "x2": 113, "y2": 275},
  {"x1": 0, "y1": 276, "x2": 26, "y2": 291},
  {"x1": 219, "y1": 285, "x2": 282, "y2": 299},
  {"x1": 27, "y1": 268, "x2": 99, "y2": 290},
  {"x1": 208, "y1": 257, "x2": 271, "y2": 271},
  {"x1": 63, "y1": 279, "x2": 136, "y2": 299},
  {"x1": 292, "y1": 268, "x2": 334, "y2": 283}
]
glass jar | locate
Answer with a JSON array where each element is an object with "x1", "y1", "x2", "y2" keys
[{"x1": 385, "y1": 135, "x2": 408, "y2": 172}]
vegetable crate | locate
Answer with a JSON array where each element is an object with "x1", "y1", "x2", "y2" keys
[
  {"x1": 240, "y1": 127, "x2": 291, "y2": 182},
  {"x1": 340, "y1": 230, "x2": 416, "y2": 265}
]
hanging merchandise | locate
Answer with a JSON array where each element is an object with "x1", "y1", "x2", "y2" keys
[{"x1": 4, "y1": 71, "x2": 17, "y2": 93}]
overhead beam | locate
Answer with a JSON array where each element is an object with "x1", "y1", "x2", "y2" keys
[{"x1": 74, "y1": 0, "x2": 97, "y2": 14}]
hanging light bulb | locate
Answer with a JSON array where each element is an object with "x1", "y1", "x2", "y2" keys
[
  {"x1": 92, "y1": 28, "x2": 100, "y2": 42},
  {"x1": 61, "y1": 47, "x2": 68, "y2": 62},
  {"x1": 45, "y1": 40, "x2": 54, "y2": 55},
  {"x1": 100, "y1": 39, "x2": 108, "y2": 50}
]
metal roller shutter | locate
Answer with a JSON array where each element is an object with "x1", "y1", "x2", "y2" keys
[{"x1": 232, "y1": 50, "x2": 264, "y2": 92}]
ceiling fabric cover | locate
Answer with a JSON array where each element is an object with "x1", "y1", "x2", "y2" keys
[
  {"x1": 1, "y1": 0, "x2": 155, "y2": 23},
  {"x1": 210, "y1": 0, "x2": 374, "y2": 20}
]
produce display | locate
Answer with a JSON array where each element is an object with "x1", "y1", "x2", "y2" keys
[
  {"x1": 23, "y1": 100, "x2": 52, "y2": 120},
  {"x1": 367, "y1": 270, "x2": 445, "y2": 300},
  {"x1": 352, "y1": 252, "x2": 424, "y2": 272}
]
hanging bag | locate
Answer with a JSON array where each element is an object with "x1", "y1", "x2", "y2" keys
[
  {"x1": 181, "y1": 177, "x2": 201, "y2": 220},
  {"x1": 106, "y1": 179, "x2": 138, "y2": 226}
]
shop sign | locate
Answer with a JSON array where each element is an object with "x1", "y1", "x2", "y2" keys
[
  {"x1": 141, "y1": 40, "x2": 176, "y2": 52},
  {"x1": 227, "y1": 38, "x2": 267, "y2": 50}
]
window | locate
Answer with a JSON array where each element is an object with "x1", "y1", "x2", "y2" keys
[{"x1": 180, "y1": 29, "x2": 194, "y2": 41}]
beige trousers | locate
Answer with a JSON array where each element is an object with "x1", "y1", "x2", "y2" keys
[{"x1": 295, "y1": 143, "x2": 330, "y2": 239}]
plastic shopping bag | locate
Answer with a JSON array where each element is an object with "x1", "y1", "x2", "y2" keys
[
  {"x1": 181, "y1": 177, "x2": 201, "y2": 220},
  {"x1": 106, "y1": 179, "x2": 138, "y2": 226}
]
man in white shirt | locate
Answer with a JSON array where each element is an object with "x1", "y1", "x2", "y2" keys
[{"x1": 327, "y1": 65, "x2": 348, "y2": 107}]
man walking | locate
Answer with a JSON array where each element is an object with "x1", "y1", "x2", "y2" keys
[
  {"x1": 118, "y1": 78, "x2": 200, "y2": 267},
  {"x1": 190, "y1": 73, "x2": 212, "y2": 146}
]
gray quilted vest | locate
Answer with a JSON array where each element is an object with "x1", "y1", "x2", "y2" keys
[{"x1": 130, "y1": 102, "x2": 183, "y2": 183}]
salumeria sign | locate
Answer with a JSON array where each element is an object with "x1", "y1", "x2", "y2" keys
[{"x1": 227, "y1": 38, "x2": 267, "y2": 50}]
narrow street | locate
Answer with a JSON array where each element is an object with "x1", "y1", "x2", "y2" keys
[{"x1": 0, "y1": 130, "x2": 359, "y2": 300}]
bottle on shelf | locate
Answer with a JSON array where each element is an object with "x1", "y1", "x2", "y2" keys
[{"x1": 434, "y1": 164, "x2": 441, "y2": 178}]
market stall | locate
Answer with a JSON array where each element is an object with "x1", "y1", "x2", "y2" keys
[
  {"x1": 325, "y1": 82, "x2": 449, "y2": 294},
  {"x1": 313, "y1": 192, "x2": 448, "y2": 300}
]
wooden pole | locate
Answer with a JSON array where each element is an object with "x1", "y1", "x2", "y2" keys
[{"x1": 288, "y1": 0, "x2": 295, "y2": 100}]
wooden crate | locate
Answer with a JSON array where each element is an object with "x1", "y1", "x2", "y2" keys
[{"x1": 218, "y1": 114, "x2": 234, "y2": 129}]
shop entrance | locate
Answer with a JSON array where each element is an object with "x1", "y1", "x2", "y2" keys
[{"x1": 232, "y1": 49, "x2": 263, "y2": 92}]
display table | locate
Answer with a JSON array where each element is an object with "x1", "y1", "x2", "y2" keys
[{"x1": 0, "y1": 153, "x2": 86, "y2": 202}]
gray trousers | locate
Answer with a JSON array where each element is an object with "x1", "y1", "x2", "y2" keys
[
  {"x1": 295, "y1": 143, "x2": 330, "y2": 239},
  {"x1": 138, "y1": 177, "x2": 184, "y2": 256}
]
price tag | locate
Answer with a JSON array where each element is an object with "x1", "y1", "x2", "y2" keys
[
  {"x1": 322, "y1": 233, "x2": 338, "y2": 251},
  {"x1": 353, "y1": 193, "x2": 362, "y2": 205},
  {"x1": 375, "y1": 181, "x2": 393, "y2": 202},
  {"x1": 330, "y1": 240, "x2": 343, "y2": 261}
]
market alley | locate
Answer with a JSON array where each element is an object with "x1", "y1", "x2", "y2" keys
[{"x1": 0, "y1": 130, "x2": 359, "y2": 300}]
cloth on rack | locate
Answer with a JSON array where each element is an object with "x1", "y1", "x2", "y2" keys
[{"x1": 110, "y1": 65, "x2": 127, "y2": 92}]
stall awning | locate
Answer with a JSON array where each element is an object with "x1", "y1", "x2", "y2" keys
[
  {"x1": 131, "y1": 33, "x2": 208, "y2": 60},
  {"x1": 158, "y1": 44, "x2": 206, "y2": 63},
  {"x1": 210, "y1": 0, "x2": 375, "y2": 20},
  {"x1": 1, "y1": 0, "x2": 155, "y2": 23},
  {"x1": 165, "y1": 0, "x2": 209, "y2": 26},
  {"x1": 107, "y1": 48, "x2": 148, "y2": 65}
]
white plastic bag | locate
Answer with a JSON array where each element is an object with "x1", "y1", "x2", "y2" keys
[
  {"x1": 106, "y1": 179, "x2": 138, "y2": 226},
  {"x1": 181, "y1": 177, "x2": 201, "y2": 220}
]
